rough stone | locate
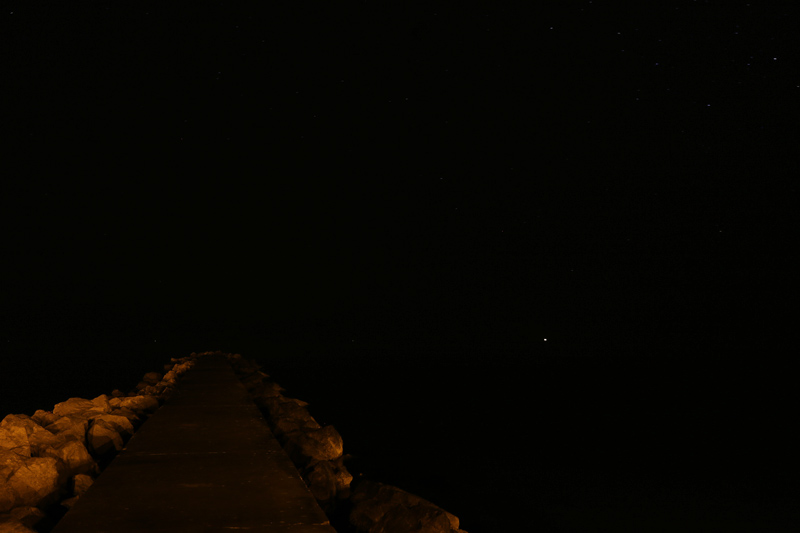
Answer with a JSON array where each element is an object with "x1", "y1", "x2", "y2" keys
[
  {"x1": 305, "y1": 460, "x2": 337, "y2": 504},
  {"x1": 0, "y1": 424, "x2": 30, "y2": 458},
  {"x1": 86, "y1": 420, "x2": 123, "y2": 457},
  {"x1": 44, "y1": 416, "x2": 89, "y2": 444},
  {"x1": 52, "y1": 397, "x2": 110, "y2": 419},
  {"x1": 118, "y1": 395, "x2": 159, "y2": 415},
  {"x1": 91, "y1": 414, "x2": 134, "y2": 440},
  {"x1": 110, "y1": 407, "x2": 142, "y2": 428},
  {"x1": 1, "y1": 415, "x2": 61, "y2": 457},
  {"x1": 38, "y1": 439, "x2": 97, "y2": 477},
  {"x1": 284, "y1": 425, "x2": 343, "y2": 466},
  {"x1": 71, "y1": 473, "x2": 94, "y2": 496},
  {"x1": 30, "y1": 410, "x2": 59, "y2": 428},
  {"x1": 349, "y1": 481, "x2": 462, "y2": 533},
  {"x1": 0, "y1": 518, "x2": 38, "y2": 532},
  {"x1": 142, "y1": 372, "x2": 163, "y2": 385},
  {"x1": 0, "y1": 454, "x2": 67, "y2": 510},
  {"x1": 9, "y1": 506, "x2": 45, "y2": 528},
  {"x1": 272, "y1": 415, "x2": 320, "y2": 437}
]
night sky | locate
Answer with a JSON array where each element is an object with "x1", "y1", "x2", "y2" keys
[{"x1": 3, "y1": 2, "x2": 799, "y2": 530}]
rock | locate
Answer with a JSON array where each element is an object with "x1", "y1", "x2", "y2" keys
[
  {"x1": 59, "y1": 496, "x2": 79, "y2": 509},
  {"x1": 9, "y1": 506, "x2": 45, "y2": 528},
  {"x1": 31, "y1": 410, "x2": 59, "y2": 428},
  {"x1": 284, "y1": 425, "x2": 343, "y2": 466},
  {"x1": 1, "y1": 415, "x2": 61, "y2": 457},
  {"x1": 254, "y1": 381, "x2": 285, "y2": 398},
  {"x1": 304, "y1": 457, "x2": 353, "y2": 509},
  {"x1": 71, "y1": 473, "x2": 93, "y2": 496},
  {"x1": 305, "y1": 460, "x2": 337, "y2": 504},
  {"x1": 118, "y1": 395, "x2": 159, "y2": 415},
  {"x1": 272, "y1": 415, "x2": 320, "y2": 438},
  {"x1": 52, "y1": 397, "x2": 109, "y2": 418},
  {"x1": 38, "y1": 439, "x2": 97, "y2": 477},
  {"x1": 90, "y1": 395, "x2": 112, "y2": 413},
  {"x1": 142, "y1": 372, "x2": 162, "y2": 386},
  {"x1": 110, "y1": 408, "x2": 141, "y2": 428},
  {"x1": 111, "y1": 389, "x2": 126, "y2": 398},
  {"x1": 0, "y1": 424, "x2": 30, "y2": 458},
  {"x1": 376, "y1": 503, "x2": 460, "y2": 533},
  {"x1": 0, "y1": 518, "x2": 38, "y2": 532},
  {"x1": 349, "y1": 481, "x2": 462, "y2": 533},
  {"x1": 91, "y1": 415, "x2": 134, "y2": 440},
  {"x1": 86, "y1": 420, "x2": 123, "y2": 457},
  {"x1": 0, "y1": 453, "x2": 67, "y2": 510},
  {"x1": 45, "y1": 416, "x2": 89, "y2": 444}
]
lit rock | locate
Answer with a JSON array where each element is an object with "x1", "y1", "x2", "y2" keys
[
  {"x1": 92, "y1": 414, "x2": 134, "y2": 440},
  {"x1": 272, "y1": 414, "x2": 320, "y2": 437},
  {"x1": 52, "y1": 398, "x2": 108, "y2": 419},
  {"x1": 110, "y1": 407, "x2": 141, "y2": 428},
  {"x1": 284, "y1": 425, "x2": 343, "y2": 466},
  {"x1": 86, "y1": 420, "x2": 123, "y2": 457},
  {"x1": 0, "y1": 518, "x2": 38, "y2": 532},
  {"x1": 71, "y1": 473, "x2": 93, "y2": 496},
  {"x1": 1, "y1": 415, "x2": 60, "y2": 457},
  {"x1": 0, "y1": 424, "x2": 30, "y2": 458},
  {"x1": 3, "y1": 455, "x2": 67, "y2": 510},
  {"x1": 9, "y1": 506, "x2": 45, "y2": 529},
  {"x1": 30, "y1": 410, "x2": 58, "y2": 428},
  {"x1": 304, "y1": 457, "x2": 353, "y2": 511},
  {"x1": 44, "y1": 416, "x2": 89, "y2": 444},
  {"x1": 142, "y1": 372, "x2": 162, "y2": 386},
  {"x1": 349, "y1": 480, "x2": 463, "y2": 533},
  {"x1": 38, "y1": 439, "x2": 97, "y2": 477},
  {"x1": 118, "y1": 395, "x2": 159, "y2": 415}
]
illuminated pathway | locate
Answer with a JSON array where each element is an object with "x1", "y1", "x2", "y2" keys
[{"x1": 52, "y1": 354, "x2": 335, "y2": 532}]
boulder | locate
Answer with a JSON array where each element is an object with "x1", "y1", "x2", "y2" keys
[
  {"x1": 86, "y1": 420, "x2": 123, "y2": 457},
  {"x1": 0, "y1": 453, "x2": 67, "y2": 510},
  {"x1": 0, "y1": 424, "x2": 30, "y2": 458},
  {"x1": 91, "y1": 415, "x2": 134, "y2": 440},
  {"x1": 71, "y1": 473, "x2": 94, "y2": 496},
  {"x1": 272, "y1": 415, "x2": 320, "y2": 438},
  {"x1": 8, "y1": 506, "x2": 45, "y2": 528},
  {"x1": 52, "y1": 397, "x2": 110, "y2": 419},
  {"x1": 349, "y1": 481, "x2": 462, "y2": 533},
  {"x1": 0, "y1": 518, "x2": 38, "y2": 532},
  {"x1": 284, "y1": 425, "x2": 343, "y2": 466},
  {"x1": 118, "y1": 395, "x2": 159, "y2": 415},
  {"x1": 1, "y1": 415, "x2": 61, "y2": 457},
  {"x1": 111, "y1": 389, "x2": 126, "y2": 398},
  {"x1": 110, "y1": 408, "x2": 142, "y2": 428},
  {"x1": 305, "y1": 460, "x2": 337, "y2": 504},
  {"x1": 142, "y1": 372, "x2": 162, "y2": 386},
  {"x1": 38, "y1": 439, "x2": 97, "y2": 477},
  {"x1": 253, "y1": 381, "x2": 285, "y2": 398},
  {"x1": 30, "y1": 410, "x2": 59, "y2": 428},
  {"x1": 45, "y1": 416, "x2": 89, "y2": 444},
  {"x1": 304, "y1": 457, "x2": 353, "y2": 509}
]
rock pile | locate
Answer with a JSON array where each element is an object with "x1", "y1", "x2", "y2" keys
[
  {"x1": 224, "y1": 353, "x2": 468, "y2": 533},
  {"x1": 0, "y1": 353, "x2": 201, "y2": 533}
]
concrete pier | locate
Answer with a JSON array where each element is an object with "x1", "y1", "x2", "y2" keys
[{"x1": 52, "y1": 354, "x2": 336, "y2": 532}]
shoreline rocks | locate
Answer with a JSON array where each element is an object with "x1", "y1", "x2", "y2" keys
[
  {"x1": 225, "y1": 352, "x2": 468, "y2": 533},
  {"x1": 0, "y1": 352, "x2": 203, "y2": 532}
]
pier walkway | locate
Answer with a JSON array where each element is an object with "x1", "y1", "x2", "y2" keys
[{"x1": 52, "y1": 354, "x2": 336, "y2": 532}]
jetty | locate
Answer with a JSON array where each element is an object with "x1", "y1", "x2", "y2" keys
[{"x1": 51, "y1": 353, "x2": 336, "y2": 532}]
